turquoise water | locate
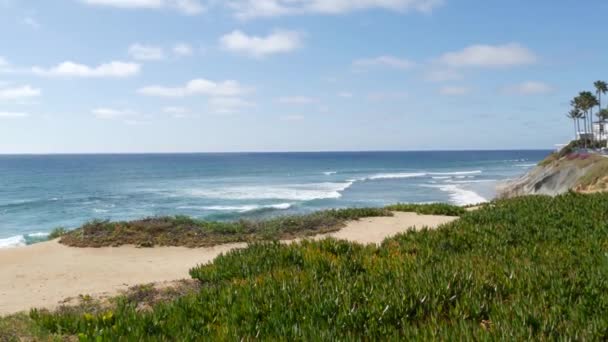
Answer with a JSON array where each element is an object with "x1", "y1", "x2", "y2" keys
[{"x1": 0, "y1": 151, "x2": 548, "y2": 247}]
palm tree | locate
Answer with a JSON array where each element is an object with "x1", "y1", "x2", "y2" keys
[
  {"x1": 577, "y1": 91, "x2": 600, "y2": 146},
  {"x1": 594, "y1": 81, "x2": 608, "y2": 143},
  {"x1": 594, "y1": 80, "x2": 608, "y2": 113},
  {"x1": 599, "y1": 108, "x2": 608, "y2": 145},
  {"x1": 600, "y1": 108, "x2": 608, "y2": 121},
  {"x1": 567, "y1": 108, "x2": 582, "y2": 141},
  {"x1": 573, "y1": 97, "x2": 587, "y2": 147}
]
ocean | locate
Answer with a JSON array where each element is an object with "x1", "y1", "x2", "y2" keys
[{"x1": 0, "y1": 150, "x2": 548, "y2": 248}]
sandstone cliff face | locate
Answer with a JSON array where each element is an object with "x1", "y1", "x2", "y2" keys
[{"x1": 498, "y1": 153, "x2": 608, "y2": 198}]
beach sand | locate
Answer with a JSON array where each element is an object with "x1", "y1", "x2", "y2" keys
[{"x1": 0, "y1": 212, "x2": 456, "y2": 315}]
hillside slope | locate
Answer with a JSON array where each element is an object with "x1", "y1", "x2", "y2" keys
[{"x1": 499, "y1": 151, "x2": 608, "y2": 198}]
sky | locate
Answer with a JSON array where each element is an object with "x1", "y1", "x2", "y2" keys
[{"x1": 1, "y1": 0, "x2": 607, "y2": 153}]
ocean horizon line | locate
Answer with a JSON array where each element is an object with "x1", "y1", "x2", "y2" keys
[{"x1": 0, "y1": 148, "x2": 553, "y2": 156}]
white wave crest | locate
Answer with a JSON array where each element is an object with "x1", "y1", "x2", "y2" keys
[
  {"x1": 421, "y1": 184, "x2": 487, "y2": 206},
  {"x1": 428, "y1": 170, "x2": 482, "y2": 176},
  {"x1": 323, "y1": 171, "x2": 337, "y2": 176},
  {"x1": 179, "y1": 203, "x2": 292, "y2": 213},
  {"x1": 28, "y1": 232, "x2": 49, "y2": 238},
  {"x1": 367, "y1": 172, "x2": 427, "y2": 180},
  {"x1": 186, "y1": 182, "x2": 353, "y2": 201},
  {"x1": 445, "y1": 179, "x2": 497, "y2": 184},
  {"x1": 0, "y1": 232, "x2": 51, "y2": 249},
  {"x1": 0, "y1": 235, "x2": 26, "y2": 248},
  {"x1": 366, "y1": 170, "x2": 481, "y2": 181}
]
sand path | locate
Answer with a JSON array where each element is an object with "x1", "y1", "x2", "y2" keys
[{"x1": 0, "y1": 212, "x2": 456, "y2": 315}]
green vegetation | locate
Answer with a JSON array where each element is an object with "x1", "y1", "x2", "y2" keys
[
  {"x1": 385, "y1": 202, "x2": 466, "y2": 216},
  {"x1": 23, "y1": 193, "x2": 608, "y2": 340},
  {"x1": 0, "y1": 313, "x2": 49, "y2": 341},
  {"x1": 47, "y1": 227, "x2": 68, "y2": 240},
  {"x1": 58, "y1": 208, "x2": 392, "y2": 248}
]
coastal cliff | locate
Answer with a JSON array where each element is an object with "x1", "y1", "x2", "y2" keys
[{"x1": 499, "y1": 149, "x2": 608, "y2": 198}]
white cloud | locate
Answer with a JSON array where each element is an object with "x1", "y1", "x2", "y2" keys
[
  {"x1": 0, "y1": 56, "x2": 8, "y2": 68},
  {"x1": 32, "y1": 61, "x2": 140, "y2": 78},
  {"x1": 129, "y1": 44, "x2": 165, "y2": 60},
  {"x1": 439, "y1": 43, "x2": 537, "y2": 68},
  {"x1": 0, "y1": 111, "x2": 28, "y2": 118},
  {"x1": 0, "y1": 85, "x2": 41, "y2": 100},
  {"x1": 172, "y1": 0, "x2": 204, "y2": 14},
  {"x1": 173, "y1": 43, "x2": 193, "y2": 57},
  {"x1": 368, "y1": 91, "x2": 408, "y2": 101},
  {"x1": 23, "y1": 17, "x2": 40, "y2": 29},
  {"x1": 220, "y1": 30, "x2": 302, "y2": 58},
  {"x1": 277, "y1": 96, "x2": 317, "y2": 104},
  {"x1": 338, "y1": 91, "x2": 353, "y2": 98},
  {"x1": 439, "y1": 86, "x2": 470, "y2": 96},
  {"x1": 81, "y1": 0, "x2": 162, "y2": 9},
  {"x1": 280, "y1": 114, "x2": 304, "y2": 121},
  {"x1": 163, "y1": 106, "x2": 192, "y2": 118},
  {"x1": 138, "y1": 78, "x2": 250, "y2": 97},
  {"x1": 503, "y1": 81, "x2": 554, "y2": 95},
  {"x1": 228, "y1": 0, "x2": 443, "y2": 19},
  {"x1": 80, "y1": 0, "x2": 204, "y2": 15},
  {"x1": 424, "y1": 69, "x2": 463, "y2": 82},
  {"x1": 163, "y1": 106, "x2": 188, "y2": 114},
  {"x1": 209, "y1": 97, "x2": 253, "y2": 114},
  {"x1": 353, "y1": 56, "x2": 415, "y2": 70},
  {"x1": 92, "y1": 108, "x2": 136, "y2": 119}
]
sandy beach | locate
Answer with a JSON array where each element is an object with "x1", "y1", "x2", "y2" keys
[{"x1": 0, "y1": 212, "x2": 456, "y2": 315}]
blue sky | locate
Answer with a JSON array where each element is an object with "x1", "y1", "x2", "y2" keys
[{"x1": 1, "y1": 0, "x2": 607, "y2": 153}]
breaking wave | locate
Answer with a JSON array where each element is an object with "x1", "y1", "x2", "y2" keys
[
  {"x1": 0, "y1": 232, "x2": 49, "y2": 249},
  {"x1": 178, "y1": 203, "x2": 293, "y2": 213},
  {"x1": 185, "y1": 182, "x2": 354, "y2": 201},
  {"x1": 421, "y1": 184, "x2": 487, "y2": 206}
]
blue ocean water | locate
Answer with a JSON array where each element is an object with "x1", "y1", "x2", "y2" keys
[{"x1": 0, "y1": 150, "x2": 549, "y2": 248}]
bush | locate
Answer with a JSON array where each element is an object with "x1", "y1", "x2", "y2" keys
[{"x1": 48, "y1": 227, "x2": 68, "y2": 240}]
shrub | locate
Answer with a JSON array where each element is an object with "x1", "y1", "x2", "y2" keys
[{"x1": 48, "y1": 227, "x2": 68, "y2": 240}]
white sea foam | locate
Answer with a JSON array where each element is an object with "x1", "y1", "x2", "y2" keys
[
  {"x1": 367, "y1": 172, "x2": 427, "y2": 180},
  {"x1": 0, "y1": 235, "x2": 26, "y2": 248},
  {"x1": 28, "y1": 232, "x2": 49, "y2": 238},
  {"x1": 323, "y1": 171, "x2": 337, "y2": 176},
  {"x1": 445, "y1": 179, "x2": 497, "y2": 184},
  {"x1": 428, "y1": 170, "x2": 482, "y2": 176},
  {"x1": 516, "y1": 163, "x2": 536, "y2": 168},
  {"x1": 186, "y1": 182, "x2": 354, "y2": 201},
  {"x1": 367, "y1": 170, "x2": 481, "y2": 181},
  {"x1": 421, "y1": 184, "x2": 487, "y2": 206},
  {"x1": 93, "y1": 208, "x2": 110, "y2": 213},
  {"x1": 179, "y1": 203, "x2": 293, "y2": 213},
  {"x1": 0, "y1": 232, "x2": 49, "y2": 249}
]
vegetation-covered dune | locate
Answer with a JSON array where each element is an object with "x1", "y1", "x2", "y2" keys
[
  {"x1": 5, "y1": 193, "x2": 608, "y2": 340},
  {"x1": 54, "y1": 204, "x2": 463, "y2": 248}
]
